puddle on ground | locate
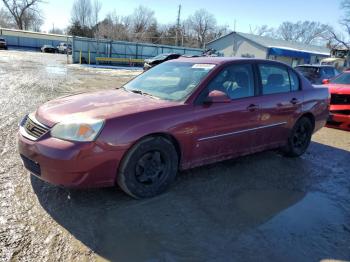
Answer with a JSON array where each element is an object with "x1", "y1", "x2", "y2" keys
[
  {"x1": 233, "y1": 189, "x2": 306, "y2": 222},
  {"x1": 261, "y1": 191, "x2": 346, "y2": 233},
  {"x1": 231, "y1": 191, "x2": 348, "y2": 261}
]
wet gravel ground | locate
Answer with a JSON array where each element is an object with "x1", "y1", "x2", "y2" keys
[{"x1": 0, "y1": 50, "x2": 349, "y2": 262}]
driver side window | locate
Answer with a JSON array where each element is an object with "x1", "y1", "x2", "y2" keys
[{"x1": 206, "y1": 64, "x2": 255, "y2": 100}]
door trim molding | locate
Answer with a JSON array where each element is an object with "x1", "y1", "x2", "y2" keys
[{"x1": 198, "y1": 122, "x2": 287, "y2": 142}]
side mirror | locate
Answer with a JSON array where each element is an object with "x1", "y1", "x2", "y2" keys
[
  {"x1": 204, "y1": 90, "x2": 231, "y2": 104},
  {"x1": 322, "y1": 79, "x2": 330, "y2": 84}
]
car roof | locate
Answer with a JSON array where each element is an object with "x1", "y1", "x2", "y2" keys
[
  {"x1": 173, "y1": 56, "x2": 289, "y2": 66},
  {"x1": 296, "y1": 64, "x2": 335, "y2": 68}
]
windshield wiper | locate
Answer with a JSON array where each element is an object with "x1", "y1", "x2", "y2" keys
[
  {"x1": 130, "y1": 89, "x2": 143, "y2": 95},
  {"x1": 128, "y1": 89, "x2": 160, "y2": 99}
]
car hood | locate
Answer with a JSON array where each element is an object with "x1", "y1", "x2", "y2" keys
[
  {"x1": 324, "y1": 84, "x2": 350, "y2": 94},
  {"x1": 35, "y1": 89, "x2": 178, "y2": 126}
]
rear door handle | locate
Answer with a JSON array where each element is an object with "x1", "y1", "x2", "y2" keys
[
  {"x1": 247, "y1": 104, "x2": 259, "y2": 112},
  {"x1": 290, "y1": 98, "x2": 299, "y2": 104}
]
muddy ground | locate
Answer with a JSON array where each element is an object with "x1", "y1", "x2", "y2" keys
[{"x1": 0, "y1": 50, "x2": 349, "y2": 262}]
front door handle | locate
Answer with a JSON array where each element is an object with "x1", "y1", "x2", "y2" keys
[
  {"x1": 247, "y1": 104, "x2": 259, "y2": 112},
  {"x1": 290, "y1": 98, "x2": 299, "y2": 104}
]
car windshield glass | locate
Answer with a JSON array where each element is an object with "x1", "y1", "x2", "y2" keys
[
  {"x1": 124, "y1": 62, "x2": 216, "y2": 101},
  {"x1": 295, "y1": 67, "x2": 319, "y2": 74},
  {"x1": 330, "y1": 72, "x2": 350, "y2": 84}
]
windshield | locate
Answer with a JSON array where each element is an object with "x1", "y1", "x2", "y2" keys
[
  {"x1": 295, "y1": 67, "x2": 319, "y2": 74},
  {"x1": 330, "y1": 72, "x2": 350, "y2": 84},
  {"x1": 124, "y1": 62, "x2": 216, "y2": 101}
]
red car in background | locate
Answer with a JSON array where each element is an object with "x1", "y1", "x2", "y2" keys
[
  {"x1": 323, "y1": 70, "x2": 350, "y2": 131},
  {"x1": 18, "y1": 58, "x2": 329, "y2": 199}
]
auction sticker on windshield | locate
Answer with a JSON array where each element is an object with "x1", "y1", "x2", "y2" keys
[{"x1": 192, "y1": 64, "x2": 216, "y2": 69}]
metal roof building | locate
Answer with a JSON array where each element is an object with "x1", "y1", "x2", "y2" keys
[{"x1": 207, "y1": 31, "x2": 330, "y2": 66}]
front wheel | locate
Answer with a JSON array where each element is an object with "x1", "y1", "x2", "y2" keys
[
  {"x1": 282, "y1": 117, "x2": 313, "y2": 157},
  {"x1": 117, "y1": 137, "x2": 178, "y2": 199}
]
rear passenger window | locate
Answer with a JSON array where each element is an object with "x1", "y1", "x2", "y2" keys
[
  {"x1": 289, "y1": 70, "x2": 300, "y2": 91},
  {"x1": 258, "y1": 64, "x2": 291, "y2": 95}
]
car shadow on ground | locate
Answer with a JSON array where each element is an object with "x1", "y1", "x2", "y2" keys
[{"x1": 31, "y1": 141, "x2": 350, "y2": 261}]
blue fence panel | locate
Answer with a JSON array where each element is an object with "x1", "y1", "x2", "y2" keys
[{"x1": 72, "y1": 36, "x2": 203, "y2": 64}]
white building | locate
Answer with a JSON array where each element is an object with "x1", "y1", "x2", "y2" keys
[{"x1": 207, "y1": 32, "x2": 330, "y2": 67}]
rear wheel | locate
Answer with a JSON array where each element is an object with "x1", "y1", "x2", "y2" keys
[
  {"x1": 283, "y1": 117, "x2": 313, "y2": 157},
  {"x1": 117, "y1": 136, "x2": 178, "y2": 199}
]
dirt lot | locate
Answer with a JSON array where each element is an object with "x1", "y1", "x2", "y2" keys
[{"x1": 0, "y1": 50, "x2": 349, "y2": 262}]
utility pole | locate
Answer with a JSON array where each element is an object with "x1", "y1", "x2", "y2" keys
[
  {"x1": 175, "y1": 4, "x2": 181, "y2": 46},
  {"x1": 181, "y1": 25, "x2": 185, "y2": 46}
]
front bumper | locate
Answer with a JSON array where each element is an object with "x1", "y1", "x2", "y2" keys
[
  {"x1": 326, "y1": 105, "x2": 350, "y2": 131},
  {"x1": 18, "y1": 132, "x2": 126, "y2": 188}
]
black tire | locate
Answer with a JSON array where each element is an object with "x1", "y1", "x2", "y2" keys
[
  {"x1": 117, "y1": 136, "x2": 178, "y2": 199},
  {"x1": 283, "y1": 117, "x2": 313, "y2": 157}
]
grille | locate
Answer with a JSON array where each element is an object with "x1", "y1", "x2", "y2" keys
[
  {"x1": 22, "y1": 115, "x2": 49, "y2": 139},
  {"x1": 331, "y1": 110, "x2": 350, "y2": 115},
  {"x1": 20, "y1": 154, "x2": 41, "y2": 176},
  {"x1": 330, "y1": 94, "x2": 350, "y2": 105}
]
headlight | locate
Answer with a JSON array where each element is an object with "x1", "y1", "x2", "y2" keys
[{"x1": 51, "y1": 118, "x2": 105, "y2": 142}]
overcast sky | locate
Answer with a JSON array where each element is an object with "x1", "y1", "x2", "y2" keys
[{"x1": 1, "y1": 0, "x2": 345, "y2": 33}]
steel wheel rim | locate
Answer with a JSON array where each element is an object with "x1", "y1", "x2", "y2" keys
[
  {"x1": 293, "y1": 123, "x2": 309, "y2": 149},
  {"x1": 135, "y1": 150, "x2": 167, "y2": 185}
]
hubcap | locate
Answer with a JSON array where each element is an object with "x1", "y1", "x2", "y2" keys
[{"x1": 135, "y1": 151, "x2": 166, "y2": 185}]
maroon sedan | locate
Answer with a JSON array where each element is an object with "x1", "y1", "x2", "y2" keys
[{"x1": 18, "y1": 58, "x2": 329, "y2": 198}]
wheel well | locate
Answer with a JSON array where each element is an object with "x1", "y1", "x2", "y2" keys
[
  {"x1": 143, "y1": 133, "x2": 182, "y2": 164},
  {"x1": 299, "y1": 113, "x2": 315, "y2": 131}
]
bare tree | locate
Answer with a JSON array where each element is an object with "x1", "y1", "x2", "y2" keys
[
  {"x1": 250, "y1": 25, "x2": 275, "y2": 37},
  {"x1": 277, "y1": 21, "x2": 331, "y2": 45},
  {"x1": 70, "y1": 4, "x2": 229, "y2": 47},
  {"x1": 92, "y1": 0, "x2": 102, "y2": 37},
  {"x1": 92, "y1": 0, "x2": 101, "y2": 26},
  {"x1": 130, "y1": 5, "x2": 156, "y2": 41},
  {"x1": 71, "y1": 0, "x2": 92, "y2": 28},
  {"x1": 1, "y1": 0, "x2": 42, "y2": 30},
  {"x1": 98, "y1": 11, "x2": 131, "y2": 41},
  {"x1": 278, "y1": 22, "x2": 302, "y2": 42},
  {"x1": 328, "y1": 0, "x2": 350, "y2": 49},
  {"x1": 22, "y1": 8, "x2": 43, "y2": 31},
  {"x1": 0, "y1": 7, "x2": 14, "y2": 28},
  {"x1": 207, "y1": 25, "x2": 229, "y2": 42},
  {"x1": 188, "y1": 9, "x2": 217, "y2": 48}
]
